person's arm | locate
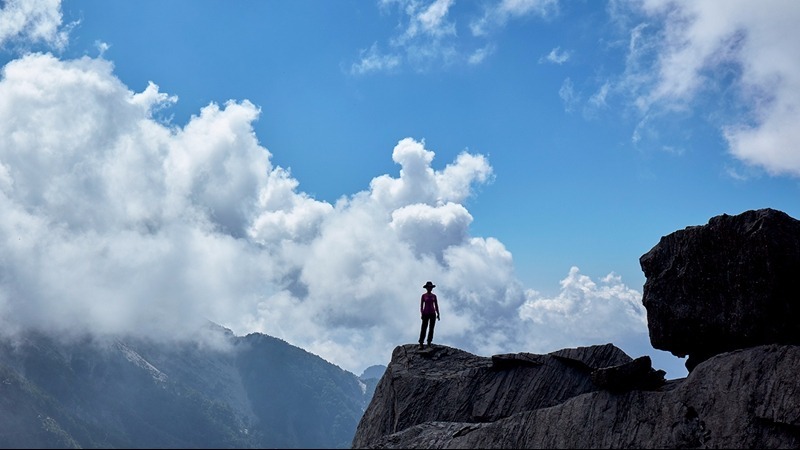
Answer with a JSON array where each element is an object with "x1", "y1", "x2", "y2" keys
[
  {"x1": 420, "y1": 295, "x2": 424, "y2": 315},
  {"x1": 435, "y1": 295, "x2": 440, "y2": 319}
]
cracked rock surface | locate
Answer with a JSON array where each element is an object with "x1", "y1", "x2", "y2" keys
[{"x1": 353, "y1": 344, "x2": 800, "y2": 449}]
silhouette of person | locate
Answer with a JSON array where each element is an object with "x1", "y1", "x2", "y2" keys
[{"x1": 419, "y1": 281, "x2": 440, "y2": 349}]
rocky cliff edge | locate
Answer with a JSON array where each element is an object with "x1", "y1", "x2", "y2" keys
[{"x1": 352, "y1": 208, "x2": 800, "y2": 449}]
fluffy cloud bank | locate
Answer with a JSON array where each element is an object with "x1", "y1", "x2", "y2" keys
[
  {"x1": 0, "y1": 50, "x2": 647, "y2": 372},
  {"x1": 0, "y1": 0, "x2": 69, "y2": 50}
]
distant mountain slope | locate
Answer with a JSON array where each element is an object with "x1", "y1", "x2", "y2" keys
[
  {"x1": 358, "y1": 364, "x2": 386, "y2": 403},
  {"x1": 359, "y1": 365, "x2": 386, "y2": 381},
  {"x1": 0, "y1": 326, "x2": 373, "y2": 448}
]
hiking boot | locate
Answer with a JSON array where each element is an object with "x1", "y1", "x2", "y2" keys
[{"x1": 418, "y1": 343, "x2": 424, "y2": 350}]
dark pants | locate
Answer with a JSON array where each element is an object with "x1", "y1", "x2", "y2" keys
[{"x1": 419, "y1": 313, "x2": 437, "y2": 344}]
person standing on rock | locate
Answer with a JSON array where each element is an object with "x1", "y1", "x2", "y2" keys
[{"x1": 419, "y1": 281, "x2": 440, "y2": 349}]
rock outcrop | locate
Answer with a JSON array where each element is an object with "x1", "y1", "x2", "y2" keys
[
  {"x1": 352, "y1": 343, "x2": 667, "y2": 449},
  {"x1": 353, "y1": 344, "x2": 800, "y2": 449},
  {"x1": 640, "y1": 208, "x2": 800, "y2": 370},
  {"x1": 352, "y1": 208, "x2": 800, "y2": 449}
]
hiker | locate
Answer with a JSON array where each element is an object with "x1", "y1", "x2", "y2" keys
[{"x1": 419, "y1": 281, "x2": 440, "y2": 349}]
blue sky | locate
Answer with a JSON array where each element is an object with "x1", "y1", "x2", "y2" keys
[{"x1": 1, "y1": 0, "x2": 799, "y2": 379}]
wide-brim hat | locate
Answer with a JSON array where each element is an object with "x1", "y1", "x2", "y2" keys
[{"x1": 423, "y1": 281, "x2": 436, "y2": 289}]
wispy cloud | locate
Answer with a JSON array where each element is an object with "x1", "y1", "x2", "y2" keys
[
  {"x1": 353, "y1": 0, "x2": 560, "y2": 73},
  {"x1": 615, "y1": 0, "x2": 800, "y2": 176},
  {"x1": 350, "y1": 42, "x2": 401, "y2": 75},
  {"x1": 539, "y1": 46, "x2": 570, "y2": 64},
  {"x1": 558, "y1": 77, "x2": 579, "y2": 112},
  {"x1": 353, "y1": 0, "x2": 458, "y2": 73},
  {"x1": 468, "y1": 44, "x2": 494, "y2": 65},
  {"x1": 471, "y1": 0, "x2": 559, "y2": 36},
  {"x1": 588, "y1": 81, "x2": 610, "y2": 109},
  {"x1": 396, "y1": 0, "x2": 456, "y2": 43}
]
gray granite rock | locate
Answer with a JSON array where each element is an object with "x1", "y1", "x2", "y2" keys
[
  {"x1": 639, "y1": 208, "x2": 800, "y2": 370},
  {"x1": 590, "y1": 355, "x2": 666, "y2": 392},
  {"x1": 352, "y1": 343, "x2": 643, "y2": 448},
  {"x1": 354, "y1": 344, "x2": 800, "y2": 449}
]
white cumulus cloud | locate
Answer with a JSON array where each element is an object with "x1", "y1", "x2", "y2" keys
[
  {"x1": 519, "y1": 266, "x2": 647, "y2": 351},
  {"x1": 0, "y1": 0, "x2": 69, "y2": 50},
  {"x1": 0, "y1": 50, "x2": 647, "y2": 374}
]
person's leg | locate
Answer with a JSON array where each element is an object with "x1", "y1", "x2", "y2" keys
[
  {"x1": 427, "y1": 316, "x2": 435, "y2": 345},
  {"x1": 419, "y1": 317, "x2": 429, "y2": 347}
]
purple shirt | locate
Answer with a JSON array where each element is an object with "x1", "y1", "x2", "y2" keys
[{"x1": 420, "y1": 293, "x2": 439, "y2": 315}]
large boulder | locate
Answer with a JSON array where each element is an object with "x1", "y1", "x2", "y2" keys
[{"x1": 639, "y1": 208, "x2": 800, "y2": 371}]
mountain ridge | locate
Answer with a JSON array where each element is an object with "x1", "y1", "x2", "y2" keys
[{"x1": 0, "y1": 325, "x2": 375, "y2": 448}]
